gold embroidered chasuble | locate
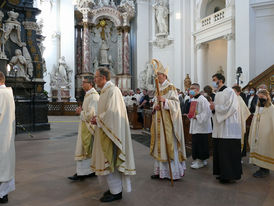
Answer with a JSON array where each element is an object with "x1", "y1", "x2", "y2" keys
[
  {"x1": 91, "y1": 82, "x2": 136, "y2": 176},
  {"x1": 75, "y1": 88, "x2": 99, "y2": 161},
  {"x1": 249, "y1": 104, "x2": 274, "y2": 170},
  {"x1": 150, "y1": 81, "x2": 186, "y2": 163}
]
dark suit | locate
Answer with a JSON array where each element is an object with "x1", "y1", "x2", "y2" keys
[
  {"x1": 246, "y1": 95, "x2": 258, "y2": 114},
  {"x1": 240, "y1": 92, "x2": 248, "y2": 105}
]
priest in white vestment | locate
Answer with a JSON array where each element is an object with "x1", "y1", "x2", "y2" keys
[
  {"x1": 91, "y1": 68, "x2": 136, "y2": 202},
  {"x1": 150, "y1": 60, "x2": 186, "y2": 180},
  {"x1": 249, "y1": 89, "x2": 274, "y2": 178},
  {"x1": 68, "y1": 76, "x2": 99, "y2": 181},
  {"x1": 0, "y1": 72, "x2": 15, "y2": 204},
  {"x1": 188, "y1": 83, "x2": 212, "y2": 169},
  {"x1": 232, "y1": 85, "x2": 251, "y2": 155},
  {"x1": 210, "y1": 73, "x2": 242, "y2": 184}
]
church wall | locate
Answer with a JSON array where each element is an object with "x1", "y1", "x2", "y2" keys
[
  {"x1": 250, "y1": 0, "x2": 274, "y2": 78},
  {"x1": 136, "y1": 0, "x2": 189, "y2": 90},
  {"x1": 207, "y1": 39, "x2": 227, "y2": 85},
  {"x1": 136, "y1": 0, "x2": 150, "y2": 89},
  {"x1": 39, "y1": 0, "x2": 75, "y2": 101},
  {"x1": 60, "y1": 0, "x2": 75, "y2": 101},
  {"x1": 41, "y1": 0, "x2": 59, "y2": 98},
  {"x1": 235, "y1": 0, "x2": 250, "y2": 86},
  {"x1": 182, "y1": 0, "x2": 192, "y2": 89},
  {"x1": 205, "y1": 0, "x2": 226, "y2": 17}
]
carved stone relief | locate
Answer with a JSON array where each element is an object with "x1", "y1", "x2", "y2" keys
[
  {"x1": 152, "y1": 0, "x2": 172, "y2": 49},
  {"x1": 90, "y1": 19, "x2": 118, "y2": 74},
  {"x1": 139, "y1": 63, "x2": 155, "y2": 90}
]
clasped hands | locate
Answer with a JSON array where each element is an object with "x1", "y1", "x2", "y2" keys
[
  {"x1": 153, "y1": 96, "x2": 166, "y2": 111},
  {"x1": 90, "y1": 116, "x2": 97, "y2": 125},
  {"x1": 75, "y1": 106, "x2": 82, "y2": 115}
]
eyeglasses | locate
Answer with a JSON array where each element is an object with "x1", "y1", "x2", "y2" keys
[{"x1": 82, "y1": 81, "x2": 89, "y2": 84}]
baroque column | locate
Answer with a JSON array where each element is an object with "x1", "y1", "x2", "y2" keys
[
  {"x1": 123, "y1": 26, "x2": 130, "y2": 74},
  {"x1": 196, "y1": 43, "x2": 208, "y2": 88},
  {"x1": 82, "y1": 10, "x2": 91, "y2": 74},
  {"x1": 225, "y1": 33, "x2": 235, "y2": 86},
  {"x1": 117, "y1": 27, "x2": 123, "y2": 74},
  {"x1": 76, "y1": 25, "x2": 83, "y2": 75}
]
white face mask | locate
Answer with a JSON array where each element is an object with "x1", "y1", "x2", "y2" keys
[{"x1": 212, "y1": 81, "x2": 218, "y2": 88}]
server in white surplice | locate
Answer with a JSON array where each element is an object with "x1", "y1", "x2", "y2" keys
[
  {"x1": 0, "y1": 72, "x2": 15, "y2": 204},
  {"x1": 210, "y1": 73, "x2": 242, "y2": 183},
  {"x1": 188, "y1": 83, "x2": 212, "y2": 169}
]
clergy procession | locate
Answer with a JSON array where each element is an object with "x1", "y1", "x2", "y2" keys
[{"x1": 0, "y1": 59, "x2": 274, "y2": 204}]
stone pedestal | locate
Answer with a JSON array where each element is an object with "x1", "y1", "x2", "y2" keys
[
  {"x1": 115, "y1": 74, "x2": 131, "y2": 91},
  {"x1": 6, "y1": 77, "x2": 50, "y2": 133},
  {"x1": 51, "y1": 88, "x2": 71, "y2": 102}
]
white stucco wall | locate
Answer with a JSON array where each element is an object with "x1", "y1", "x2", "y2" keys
[
  {"x1": 136, "y1": 0, "x2": 150, "y2": 89},
  {"x1": 234, "y1": 0, "x2": 250, "y2": 87},
  {"x1": 39, "y1": 0, "x2": 75, "y2": 101},
  {"x1": 60, "y1": 0, "x2": 75, "y2": 101},
  {"x1": 250, "y1": 0, "x2": 274, "y2": 78},
  {"x1": 207, "y1": 39, "x2": 227, "y2": 85}
]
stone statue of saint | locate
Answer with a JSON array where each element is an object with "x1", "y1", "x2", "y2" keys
[
  {"x1": 153, "y1": 0, "x2": 169, "y2": 35},
  {"x1": 139, "y1": 63, "x2": 155, "y2": 90},
  {"x1": 50, "y1": 56, "x2": 72, "y2": 89},
  {"x1": 57, "y1": 56, "x2": 72, "y2": 88},
  {"x1": 9, "y1": 49, "x2": 28, "y2": 78},
  {"x1": 184, "y1": 74, "x2": 191, "y2": 90},
  {"x1": 92, "y1": 57, "x2": 99, "y2": 73},
  {"x1": 4, "y1": 11, "x2": 23, "y2": 47},
  {"x1": 22, "y1": 46, "x2": 34, "y2": 77},
  {"x1": 0, "y1": 10, "x2": 7, "y2": 59},
  {"x1": 99, "y1": 40, "x2": 109, "y2": 65}
]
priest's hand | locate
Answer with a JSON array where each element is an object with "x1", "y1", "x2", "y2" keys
[
  {"x1": 91, "y1": 116, "x2": 97, "y2": 125},
  {"x1": 210, "y1": 102, "x2": 215, "y2": 111},
  {"x1": 76, "y1": 106, "x2": 82, "y2": 115},
  {"x1": 154, "y1": 105, "x2": 160, "y2": 111},
  {"x1": 157, "y1": 96, "x2": 165, "y2": 102}
]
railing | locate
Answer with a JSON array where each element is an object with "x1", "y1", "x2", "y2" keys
[
  {"x1": 201, "y1": 8, "x2": 226, "y2": 28},
  {"x1": 48, "y1": 102, "x2": 79, "y2": 116},
  {"x1": 243, "y1": 64, "x2": 274, "y2": 91}
]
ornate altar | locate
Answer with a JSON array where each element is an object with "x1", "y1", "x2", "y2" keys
[
  {"x1": 0, "y1": 0, "x2": 50, "y2": 132},
  {"x1": 74, "y1": 0, "x2": 136, "y2": 99}
]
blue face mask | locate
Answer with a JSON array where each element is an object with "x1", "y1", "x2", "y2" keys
[
  {"x1": 250, "y1": 90, "x2": 254, "y2": 95},
  {"x1": 212, "y1": 81, "x2": 218, "y2": 88},
  {"x1": 189, "y1": 90, "x2": 196, "y2": 96}
]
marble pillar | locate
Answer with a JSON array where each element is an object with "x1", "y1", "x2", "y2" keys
[
  {"x1": 196, "y1": 43, "x2": 208, "y2": 88},
  {"x1": 226, "y1": 33, "x2": 235, "y2": 86},
  {"x1": 76, "y1": 25, "x2": 82, "y2": 75},
  {"x1": 123, "y1": 27, "x2": 130, "y2": 74},
  {"x1": 82, "y1": 22, "x2": 91, "y2": 74},
  {"x1": 116, "y1": 28, "x2": 123, "y2": 74}
]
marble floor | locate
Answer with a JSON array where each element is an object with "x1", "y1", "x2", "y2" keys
[{"x1": 10, "y1": 116, "x2": 274, "y2": 206}]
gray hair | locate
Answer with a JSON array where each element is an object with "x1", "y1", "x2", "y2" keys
[{"x1": 97, "y1": 67, "x2": 111, "y2": 81}]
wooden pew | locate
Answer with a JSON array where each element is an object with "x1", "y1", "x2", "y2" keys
[{"x1": 127, "y1": 105, "x2": 143, "y2": 129}]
